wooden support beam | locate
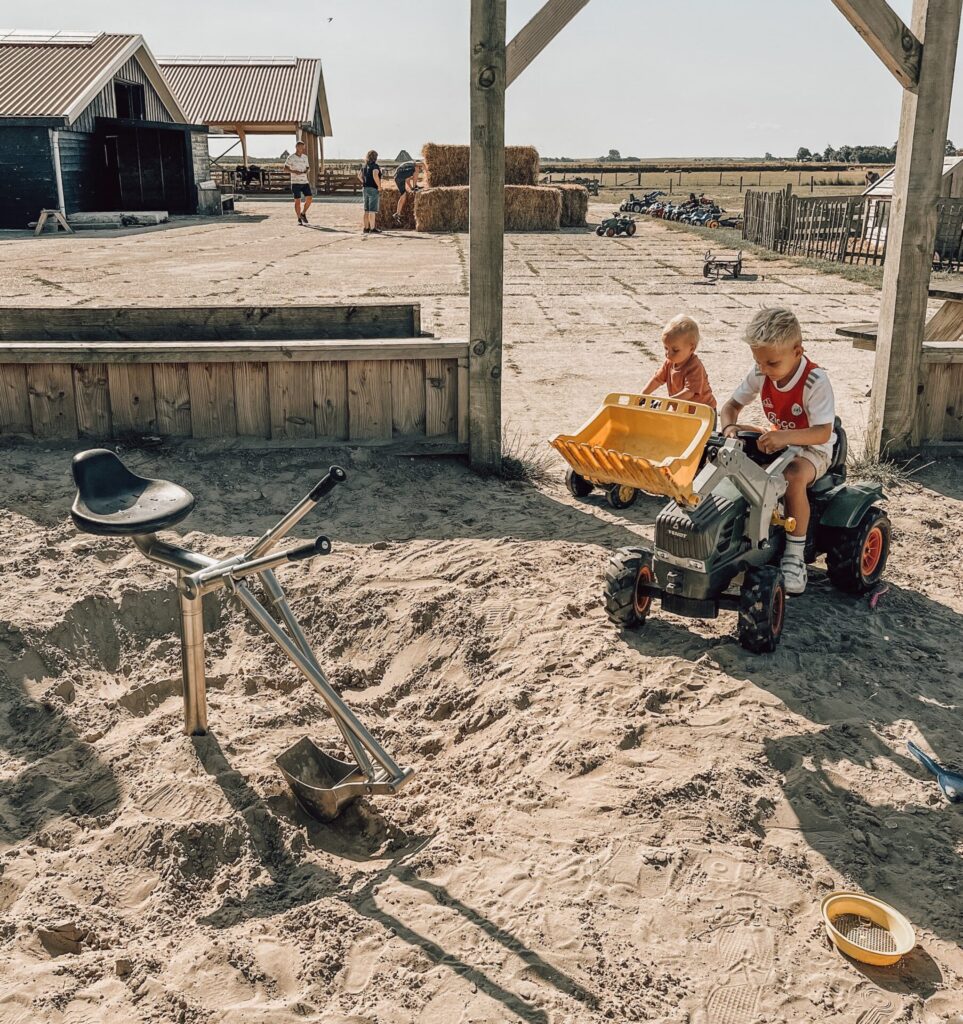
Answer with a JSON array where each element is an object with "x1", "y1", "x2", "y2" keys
[
  {"x1": 868, "y1": 0, "x2": 962, "y2": 455},
  {"x1": 831, "y1": 0, "x2": 923, "y2": 90},
  {"x1": 506, "y1": 0, "x2": 591, "y2": 87},
  {"x1": 469, "y1": 0, "x2": 506, "y2": 471}
]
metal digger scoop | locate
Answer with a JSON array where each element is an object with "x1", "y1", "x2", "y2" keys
[{"x1": 70, "y1": 450, "x2": 412, "y2": 821}]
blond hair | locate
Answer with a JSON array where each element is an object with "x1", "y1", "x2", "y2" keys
[
  {"x1": 744, "y1": 307, "x2": 802, "y2": 349},
  {"x1": 662, "y1": 314, "x2": 700, "y2": 345}
]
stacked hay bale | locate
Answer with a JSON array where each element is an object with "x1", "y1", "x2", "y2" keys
[
  {"x1": 415, "y1": 143, "x2": 560, "y2": 232},
  {"x1": 553, "y1": 183, "x2": 589, "y2": 228},
  {"x1": 415, "y1": 186, "x2": 469, "y2": 232},
  {"x1": 375, "y1": 182, "x2": 415, "y2": 230},
  {"x1": 415, "y1": 185, "x2": 562, "y2": 232},
  {"x1": 422, "y1": 143, "x2": 540, "y2": 187}
]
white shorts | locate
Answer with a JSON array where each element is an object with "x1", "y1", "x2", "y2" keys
[{"x1": 795, "y1": 446, "x2": 831, "y2": 480}]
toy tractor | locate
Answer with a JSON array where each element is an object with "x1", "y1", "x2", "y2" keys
[
  {"x1": 549, "y1": 395, "x2": 890, "y2": 653},
  {"x1": 596, "y1": 212, "x2": 637, "y2": 237}
]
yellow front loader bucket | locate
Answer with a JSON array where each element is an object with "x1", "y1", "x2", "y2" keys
[{"x1": 549, "y1": 394, "x2": 715, "y2": 506}]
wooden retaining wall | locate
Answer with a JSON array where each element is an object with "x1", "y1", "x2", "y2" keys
[
  {"x1": 0, "y1": 304, "x2": 469, "y2": 449},
  {"x1": 0, "y1": 340, "x2": 468, "y2": 445}
]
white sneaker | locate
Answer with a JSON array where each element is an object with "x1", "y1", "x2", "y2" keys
[{"x1": 781, "y1": 555, "x2": 808, "y2": 595}]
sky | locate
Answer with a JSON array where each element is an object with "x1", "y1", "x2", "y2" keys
[{"x1": 8, "y1": 1, "x2": 963, "y2": 160}]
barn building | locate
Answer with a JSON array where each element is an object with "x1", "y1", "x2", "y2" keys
[
  {"x1": 0, "y1": 30, "x2": 215, "y2": 229},
  {"x1": 158, "y1": 55, "x2": 332, "y2": 188}
]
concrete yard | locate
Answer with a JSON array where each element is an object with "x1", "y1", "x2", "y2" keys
[{"x1": 0, "y1": 199, "x2": 892, "y2": 451}]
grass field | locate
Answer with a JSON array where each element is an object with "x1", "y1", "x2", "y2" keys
[{"x1": 558, "y1": 167, "x2": 877, "y2": 214}]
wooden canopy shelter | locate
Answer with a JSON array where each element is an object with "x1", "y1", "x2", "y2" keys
[
  {"x1": 158, "y1": 55, "x2": 332, "y2": 187},
  {"x1": 467, "y1": 0, "x2": 963, "y2": 469}
]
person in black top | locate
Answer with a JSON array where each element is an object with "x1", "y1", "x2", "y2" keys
[
  {"x1": 393, "y1": 159, "x2": 425, "y2": 224},
  {"x1": 358, "y1": 150, "x2": 382, "y2": 234}
]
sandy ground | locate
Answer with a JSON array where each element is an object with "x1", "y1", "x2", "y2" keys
[{"x1": 0, "y1": 201, "x2": 961, "y2": 1024}]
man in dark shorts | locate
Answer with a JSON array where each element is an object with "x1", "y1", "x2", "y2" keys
[
  {"x1": 284, "y1": 141, "x2": 312, "y2": 225},
  {"x1": 393, "y1": 159, "x2": 425, "y2": 224}
]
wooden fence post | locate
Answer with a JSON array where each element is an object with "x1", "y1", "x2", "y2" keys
[
  {"x1": 868, "y1": 0, "x2": 962, "y2": 455},
  {"x1": 468, "y1": 0, "x2": 507, "y2": 471}
]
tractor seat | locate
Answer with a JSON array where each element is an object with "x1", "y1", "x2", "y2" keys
[
  {"x1": 70, "y1": 449, "x2": 195, "y2": 537},
  {"x1": 808, "y1": 417, "x2": 848, "y2": 494}
]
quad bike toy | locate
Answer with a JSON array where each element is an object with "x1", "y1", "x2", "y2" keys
[
  {"x1": 549, "y1": 395, "x2": 889, "y2": 652},
  {"x1": 620, "y1": 190, "x2": 665, "y2": 213},
  {"x1": 597, "y1": 212, "x2": 637, "y2": 237}
]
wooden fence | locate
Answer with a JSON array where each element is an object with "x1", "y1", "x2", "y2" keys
[
  {"x1": 743, "y1": 190, "x2": 963, "y2": 271},
  {"x1": 0, "y1": 305, "x2": 468, "y2": 449},
  {"x1": 211, "y1": 167, "x2": 363, "y2": 195}
]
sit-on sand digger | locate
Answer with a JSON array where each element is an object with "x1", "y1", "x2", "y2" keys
[
  {"x1": 550, "y1": 395, "x2": 890, "y2": 652},
  {"x1": 70, "y1": 451, "x2": 412, "y2": 820}
]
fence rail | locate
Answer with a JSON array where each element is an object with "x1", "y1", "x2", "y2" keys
[
  {"x1": 743, "y1": 189, "x2": 963, "y2": 271},
  {"x1": 210, "y1": 166, "x2": 363, "y2": 195}
]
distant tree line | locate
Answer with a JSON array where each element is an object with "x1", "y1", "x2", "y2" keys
[{"x1": 793, "y1": 140, "x2": 957, "y2": 162}]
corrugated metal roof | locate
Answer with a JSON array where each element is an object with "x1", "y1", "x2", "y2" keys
[
  {"x1": 159, "y1": 57, "x2": 330, "y2": 134},
  {"x1": 0, "y1": 32, "x2": 134, "y2": 118},
  {"x1": 864, "y1": 156, "x2": 963, "y2": 196}
]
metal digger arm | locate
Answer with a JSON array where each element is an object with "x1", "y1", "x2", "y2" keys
[{"x1": 690, "y1": 440, "x2": 797, "y2": 549}]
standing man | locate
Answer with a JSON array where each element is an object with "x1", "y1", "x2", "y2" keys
[
  {"x1": 393, "y1": 158, "x2": 425, "y2": 225},
  {"x1": 284, "y1": 140, "x2": 312, "y2": 226}
]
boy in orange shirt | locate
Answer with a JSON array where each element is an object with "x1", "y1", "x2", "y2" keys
[{"x1": 642, "y1": 314, "x2": 716, "y2": 408}]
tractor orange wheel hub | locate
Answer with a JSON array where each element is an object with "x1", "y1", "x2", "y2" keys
[
  {"x1": 861, "y1": 526, "x2": 884, "y2": 576},
  {"x1": 634, "y1": 566, "x2": 654, "y2": 616}
]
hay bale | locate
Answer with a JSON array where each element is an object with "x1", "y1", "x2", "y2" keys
[
  {"x1": 414, "y1": 185, "x2": 561, "y2": 233},
  {"x1": 422, "y1": 143, "x2": 540, "y2": 187},
  {"x1": 415, "y1": 186, "x2": 469, "y2": 232},
  {"x1": 553, "y1": 184, "x2": 589, "y2": 227},
  {"x1": 375, "y1": 181, "x2": 415, "y2": 230},
  {"x1": 505, "y1": 185, "x2": 561, "y2": 231}
]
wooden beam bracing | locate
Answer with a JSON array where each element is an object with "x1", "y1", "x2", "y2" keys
[
  {"x1": 868, "y1": 0, "x2": 962, "y2": 455},
  {"x1": 469, "y1": 0, "x2": 507, "y2": 471},
  {"x1": 506, "y1": 0, "x2": 591, "y2": 87},
  {"x1": 831, "y1": 0, "x2": 922, "y2": 90}
]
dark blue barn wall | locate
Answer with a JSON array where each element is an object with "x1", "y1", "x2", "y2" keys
[{"x1": 0, "y1": 126, "x2": 56, "y2": 229}]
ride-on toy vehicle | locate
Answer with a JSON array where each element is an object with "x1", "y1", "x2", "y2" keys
[
  {"x1": 596, "y1": 212, "x2": 637, "y2": 237},
  {"x1": 549, "y1": 395, "x2": 889, "y2": 652},
  {"x1": 620, "y1": 190, "x2": 665, "y2": 213}
]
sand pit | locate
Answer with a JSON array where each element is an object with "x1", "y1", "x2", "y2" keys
[{"x1": 0, "y1": 203, "x2": 961, "y2": 1023}]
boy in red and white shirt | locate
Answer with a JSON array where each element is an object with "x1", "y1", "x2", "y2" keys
[{"x1": 719, "y1": 307, "x2": 836, "y2": 595}]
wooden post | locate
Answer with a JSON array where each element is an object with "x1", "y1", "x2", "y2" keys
[
  {"x1": 237, "y1": 126, "x2": 248, "y2": 167},
  {"x1": 468, "y1": 0, "x2": 506, "y2": 471},
  {"x1": 740, "y1": 175, "x2": 744, "y2": 193},
  {"x1": 869, "y1": 0, "x2": 962, "y2": 455}
]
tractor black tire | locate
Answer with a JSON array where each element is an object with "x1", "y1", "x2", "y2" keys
[
  {"x1": 737, "y1": 565, "x2": 787, "y2": 653},
  {"x1": 605, "y1": 227, "x2": 616, "y2": 237},
  {"x1": 604, "y1": 547, "x2": 655, "y2": 629},
  {"x1": 627, "y1": 221, "x2": 637, "y2": 236},
  {"x1": 825, "y1": 506, "x2": 890, "y2": 594},
  {"x1": 703, "y1": 262, "x2": 712, "y2": 278},
  {"x1": 565, "y1": 468, "x2": 594, "y2": 499},
  {"x1": 596, "y1": 226, "x2": 605, "y2": 236},
  {"x1": 733, "y1": 261, "x2": 742, "y2": 278},
  {"x1": 606, "y1": 483, "x2": 638, "y2": 509}
]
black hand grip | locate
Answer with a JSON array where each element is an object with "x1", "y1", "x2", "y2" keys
[
  {"x1": 287, "y1": 535, "x2": 332, "y2": 561},
  {"x1": 309, "y1": 465, "x2": 347, "y2": 502}
]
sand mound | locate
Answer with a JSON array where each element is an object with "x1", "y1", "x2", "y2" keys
[{"x1": 0, "y1": 444, "x2": 961, "y2": 1023}]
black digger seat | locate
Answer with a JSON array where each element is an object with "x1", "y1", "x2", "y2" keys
[{"x1": 71, "y1": 449, "x2": 195, "y2": 537}]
